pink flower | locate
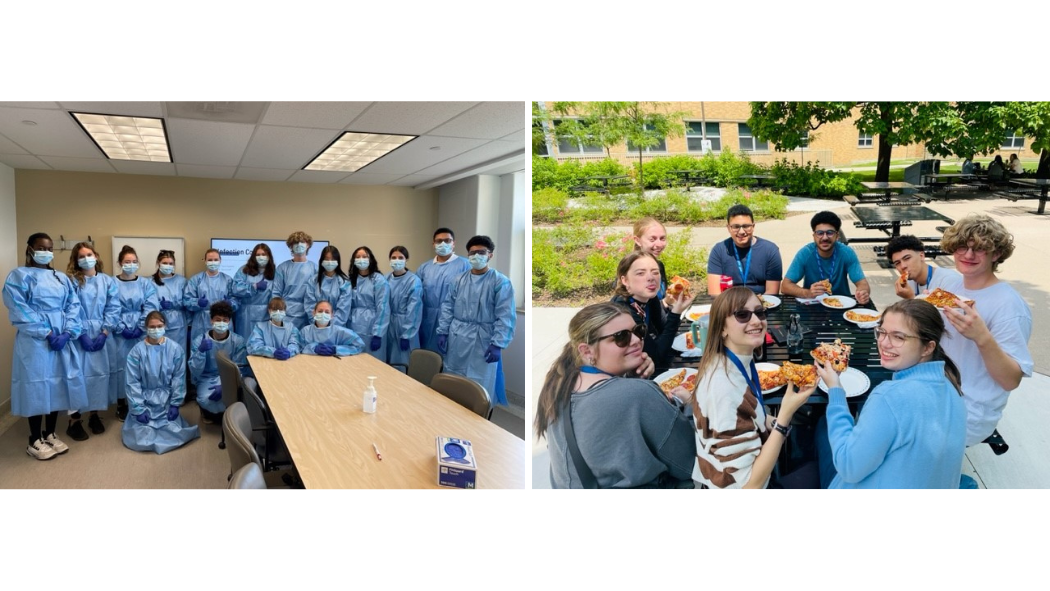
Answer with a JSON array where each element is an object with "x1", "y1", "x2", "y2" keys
[{"x1": 595, "y1": 240, "x2": 608, "y2": 250}]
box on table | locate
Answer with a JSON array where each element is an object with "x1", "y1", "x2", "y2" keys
[{"x1": 436, "y1": 437, "x2": 477, "y2": 489}]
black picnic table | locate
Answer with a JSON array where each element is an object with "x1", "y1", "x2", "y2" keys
[
  {"x1": 737, "y1": 174, "x2": 775, "y2": 188},
  {"x1": 848, "y1": 205, "x2": 954, "y2": 244},
  {"x1": 669, "y1": 169, "x2": 712, "y2": 189},
  {"x1": 1007, "y1": 178, "x2": 1050, "y2": 214},
  {"x1": 569, "y1": 175, "x2": 630, "y2": 196}
]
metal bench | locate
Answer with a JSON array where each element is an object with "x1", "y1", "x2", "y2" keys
[{"x1": 872, "y1": 244, "x2": 948, "y2": 259}]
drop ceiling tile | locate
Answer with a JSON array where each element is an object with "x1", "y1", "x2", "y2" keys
[
  {"x1": 0, "y1": 107, "x2": 101, "y2": 157},
  {"x1": 165, "y1": 102, "x2": 267, "y2": 124},
  {"x1": 357, "y1": 136, "x2": 487, "y2": 175},
  {"x1": 499, "y1": 128, "x2": 530, "y2": 143},
  {"x1": 57, "y1": 102, "x2": 164, "y2": 117},
  {"x1": 0, "y1": 102, "x2": 62, "y2": 109},
  {"x1": 234, "y1": 167, "x2": 297, "y2": 182},
  {"x1": 428, "y1": 102, "x2": 529, "y2": 140},
  {"x1": 240, "y1": 126, "x2": 341, "y2": 169},
  {"x1": 286, "y1": 170, "x2": 352, "y2": 183},
  {"x1": 167, "y1": 118, "x2": 255, "y2": 166},
  {"x1": 349, "y1": 102, "x2": 479, "y2": 135},
  {"x1": 38, "y1": 156, "x2": 116, "y2": 173},
  {"x1": 338, "y1": 172, "x2": 408, "y2": 185},
  {"x1": 387, "y1": 174, "x2": 442, "y2": 187},
  {"x1": 176, "y1": 164, "x2": 237, "y2": 179},
  {"x1": 415, "y1": 140, "x2": 523, "y2": 177},
  {"x1": 0, "y1": 154, "x2": 51, "y2": 169},
  {"x1": 262, "y1": 102, "x2": 374, "y2": 129},
  {"x1": 0, "y1": 133, "x2": 28, "y2": 154},
  {"x1": 109, "y1": 160, "x2": 176, "y2": 176}
]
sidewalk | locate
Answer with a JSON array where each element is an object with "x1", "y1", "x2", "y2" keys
[{"x1": 532, "y1": 192, "x2": 1050, "y2": 488}]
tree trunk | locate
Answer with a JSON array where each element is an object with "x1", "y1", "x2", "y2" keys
[
  {"x1": 875, "y1": 138, "x2": 894, "y2": 183},
  {"x1": 638, "y1": 148, "x2": 644, "y2": 193},
  {"x1": 1038, "y1": 149, "x2": 1049, "y2": 179}
]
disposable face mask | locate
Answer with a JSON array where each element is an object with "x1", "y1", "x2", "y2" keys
[
  {"x1": 292, "y1": 243, "x2": 308, "y2": 254},
  {"x1": 255, "y1": 255, "x2": 269, "y2": 266},
  {"x1": 206, "y1": 261, "x2": 221, "y2": 272},
  {"x1": 78, "y1": 257, "x2": 97, "y2": 270},
  {"x1": 314, "y1": 312, "x2": 331, "y2": 325},
  {"x1": 390, "y1": 259, "x2": 406, "y2": 272},
  {"x1": 122, "y1": 263, "x2": 139, "y2": 274},
  {"x1": 159, "y1": 264, "x2": 174, "y2": 275},
  {"x1": 435, "y1": 243, "x2": 453, "y2": 256},
  {"x1": 147, "y1": 327, "x2": 165, "y2": 339},
  {"x1": 212, "y1": 321, "x2": 230, "y2": 333},
  {"x1": 468, "y1": 254, "x2": 489, "y2": 270},
  {"x1": 270, "y1": 310, "x2": 286, "y2": 322},
  {"x1": 321, "y1": 260, "x2": 339, "y2": 272},
  {"x1": 354, "y1": 258, "x2": 370, "y2": 270},
  {"x1": 33, "y1": 250, "x2": 54, "y2": 265}
]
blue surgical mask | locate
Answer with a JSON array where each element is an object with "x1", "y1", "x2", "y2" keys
[
  {"x1": 390, "y1": 259, "x2": 406, "y2": 272},
  {"x1": 270, "y1": 310, "x2": 286, "y2": 323},
  {"x1": 468, "y1": 254, "x2": 489, "y2": 270},
  {"x1": 159, "y1": 264, "x2": 174, "y2": 275},
  {"x1": 321, "y1": 260, "x2": 339, "y2": 272},
  {"x1": 206, "y1": 261, "x2": 221, "y2": 272},
  {"x1": 212, "y1": 321, "x2": 230, "y2": 334},
  {"x1": 122, "y1": 263, "x2": 139, "y2": 274},
  {"x1": 78, "y1": 257, "x2": 97, "y2": 270},
  {"x1": 33, "y1": 250, "x2": 54, "y2": 265},
  {"x1": 292, "y1": 243, "x2": 308, "y2": 254},
  {"x1": 147, "y1": 327, "x2": 165, "y2": 339},
  {"x1": 354, "y1": 258, "x2": 370, "y2": 270},
  {"x1": 313, "y1": 312, "x2": 331, "y2": 325},
  {"x1": 435, "y1": 243, "x2": 453, "y2": 257},
  {"x1": 255, "y1": 255, "x2": 269, "y2": 266}
]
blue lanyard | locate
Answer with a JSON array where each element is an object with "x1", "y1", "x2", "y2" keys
[
  {"x1": 914, "y1": 265, "x2": 933, "y2": 296},
  {"x1": 579, "y1": 366, "x2": 614, "y2": 376},
  {"x1": 726, "y1": 349, "x2": 764, "y2": 407},
  {"x1": 815, "y1": 246, "x2": 836, "y2": 282},
  {"x1": 733, "y1": 242, "x2": 753, "y2": 287}
]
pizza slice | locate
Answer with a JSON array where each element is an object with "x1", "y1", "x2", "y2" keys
[
  {"x1": 815, "y1": 279, "x2": 832, "y2": 295},
  {"x1": 659, "y1": 369, "x2": 687, "y2": 394},
  {"x1": 780, "y1": 361, "x2": 817, "y2": 389},
  {"x1": 898, "y1": 268, "x2": 909, "y2": 288},
  {"x1": 925, "y1": 287, "x2": 975, "y2": 308},
  {"x1": 685, "y1": 332, "x2": 696, "y2": 349},
  {"x1": 810, "y1": 338, "x2": 852, "y2": 372},
  {"x1": 668, "y1": 275, "x2": 692, "y2": 298},
  {"x1": 758, "y1": 368, "x2": 787, "y2": 391}
]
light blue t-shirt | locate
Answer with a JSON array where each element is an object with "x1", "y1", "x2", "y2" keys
[
  {"x1": 707, "y1": 237, "x2": 783, "y2": 294},
  {"x1": 785, "y1": 242, "x2": 864, "y2": 297}
]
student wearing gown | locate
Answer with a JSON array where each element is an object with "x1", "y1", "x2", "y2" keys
[
  {"x1": 385, "y1": 245, "x2": 423, "y2": 368},
  {"x1": 300, "y1": 301, "x2": 366, "y2": 357},
  {"x1": 64, "y1": 241, "x2": 121, "y2": 441},
  {"x1": 437, "y1": 236, "x2": 516, "y2": 406},
  {"x1": 416, "y1": 227, "x2": 470, "y2": 356},
  {"x1": 348, "y1": 246, "x2": 390, "y2": 362},
  {"x1": 271, "y1": 231, "x2": 317, "y2": 330},
  {"x1": 122, "y1": 311, "x2": 200, "y2": 454},
  {"x1": 247, "y1": 297, "x2": 303, "y2": 360},
  {"x1": 113, "y1": 245, "x2": 159, "y2": 422},
  {"x1": 304, "y1": 245, "x2": 352, "y2": 328},
  {"x1": 4, "y1": 233, "x2": 88, "y2": 460},
  {"x1": 152, "y1": 249, "x2": 189, "y2": 359},
  {"x1": 232, "y1": 243, "x2": 275, "y2": 341},
  {"x1": 189, "y1": 301, "x2": 247, "y2": 423},
  {"x1": 183, "y1": 248, "x2": 238, "y2": 348}
]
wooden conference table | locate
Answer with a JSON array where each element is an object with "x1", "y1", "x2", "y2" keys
[{"x1": 249, "y1": 354, "x2": 528, "y2": 489}]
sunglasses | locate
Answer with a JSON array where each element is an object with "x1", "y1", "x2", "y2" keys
[
  {"x1": 597, "y1": 324, "x2": 647, "y2": 347},
  {"x1": 731, "y1": 308, "x2": 767, "y2": 323}
]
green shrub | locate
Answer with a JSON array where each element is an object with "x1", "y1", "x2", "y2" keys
[
  {"x1": 531, "y1": 156, "x2": 630, "y2": 192},
  {"x1": 769, "y1": 159, "x2": 864, "y2": 197},
  {"x1": 714, "y1": 149, "x2": 765, "y2": 187},
  {"x1": 532, "y1": 155, "x2": 559, "y2": 191},
  {"x1": 532, "y1": 187, "x2": 569, "y2": 223},
  {"x1": 634, "y1": 154, "x2": 705, "y2": 189}
]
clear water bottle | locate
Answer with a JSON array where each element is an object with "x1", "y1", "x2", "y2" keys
[{"x1": 787, "y1": 313, "x2": 803, "y2": 358}]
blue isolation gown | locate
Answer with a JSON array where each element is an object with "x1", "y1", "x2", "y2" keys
[
  {"x1": 155, "y1": 274, "x2": 188, "y2": 359},
  {"x1": 189, "y1": 330, "x2": 247, "y2": 414},
  {"x1": 437, "y1": 268, "x2": 516, "y2": 405},
  {"x1": 304, "y1": 274, "x2": 352, "y2": 328},
  {"x1": 300, "y1": 323, "x2": 366, "y2": 356},
  {"x1": 72, "y1": 273, "x2": 121, "y2": 411},
  {"x1": 384, "y1": 270, "x2": 423, "y2": 367},
  {"x1": 232, "y1": 266, "x2": 273, "y2": 341},
  {"x1": 183, "y1": 271, "x2": 237, "y2": 346},
  {"x1": 115, "y1": 277, "x2": 159, "y2": 402},
  {"x1": 247, "y1": 320, "x2": 303, "y2": 358},
  {"x1": 122, "y1": 338, "x2": 200, "y2": 454},
  {"x1": 3, "y1": 267, "x2": 88, "y2": 417},
  {"x1": 350, "y1": 273, "x2": 391, "y2": 362},
  {"x1": 272, "y1": 260, "x2": 317, "y2": 330},
  {"x1": 416, "y1": 255, "x2": 470, "y2": 355}
]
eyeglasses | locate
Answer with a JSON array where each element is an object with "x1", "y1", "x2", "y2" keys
[
  {"x1": 954, "y1": 245, "x2": 986, "y2": 256},
  {"x1": 873, "y1": 327, "x2": 922, "y2": 347},
  {"x1": 434, "y1": 238, "x2": 452, "y2": 245},
  {"x1": 729, "y1": 224, "x2": 755, "y2": 232},
  {"x1": 597, "y1": 324, "x2": 647, "y2": 348},
  {"x1": 731, "y1": 308, "x2": 767, "y2": 323},
  {"x1": 468, "y1": 250, "x2": 490, "y2": 257},
  {"x1": 814, "y1": 230, "x2": 838, "y2": 238}
]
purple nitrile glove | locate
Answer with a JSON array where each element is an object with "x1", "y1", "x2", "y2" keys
[
  {"x1": 436, "y1": 334, "x2": 447, "y2": 354},
  {"x1": 135, "y1": 411, "x2": 150, "y2": 425},
  {"x1": 256, "y1": 279, "x2": 268, "y2": 291},
  {"x1": 160, "y1": 297, "x2": 174, "y2": 310},
  {"x1": 370, "y1": 336, "x2": 382, "y2": 351},
  {"x1": 47, "y1": 332, "x2": 71, "y2": 351},
  {"x1": 208, "y1": 384, "x2": 222, "y2": 401},
  {"x1": 197, "y1": 296, "x2": 209, "y2": 309},
  {"x1": 197, "y1": 336, "x2": 212, "y2": 352},
  {"x1": 484, "y1": 344, "x2": 502, "y2": 363},
  {"x1": 273, "y1": 347, "x2": 291, "y2": 361},
  {"x1": 78, "y1": 333, "x2": 95, "y2": 351},
  {"x1": 315, "y1": 343, "x2": 335, "y2": 356},
  {"x1": 120, "y1": 326, "x2": 136, "y2": 339},
  {"x1": 93, "y1": 332, "x2": 107, "y2": 351},
  {"x1": 400, "y1": 338, "x2": 410, "y2": 351},
  {"x1": 130, "y1": 326, "x2": 144, "y2": 339},
  {"x1": 167, "y1": 406, "x2": 180, "y2": 421}
]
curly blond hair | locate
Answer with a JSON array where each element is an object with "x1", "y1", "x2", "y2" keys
[{"x1": 940, "y1": 214, "x2": 1014, "y2": 272}]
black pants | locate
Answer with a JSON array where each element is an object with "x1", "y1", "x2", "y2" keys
[{"x1": 28, "y1": 412, "x2": 59, "y2": 444}]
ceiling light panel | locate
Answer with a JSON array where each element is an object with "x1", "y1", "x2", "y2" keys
[
  {"x1": 71, "y1": 112, "x2": 172, "y2": 163},
  {"x1": 304, "y1": 131, "x2": 416, "y2": 172}
]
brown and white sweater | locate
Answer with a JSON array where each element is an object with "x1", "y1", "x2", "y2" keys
[{"x1": 692, "y1": 354, "x2": 769, "y2": 489}]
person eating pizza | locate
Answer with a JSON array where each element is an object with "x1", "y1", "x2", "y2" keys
[{"x1": 781, "y1": 211, "x2": 871, "y2": 305}]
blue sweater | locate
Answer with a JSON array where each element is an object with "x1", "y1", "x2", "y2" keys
[{"x1": 827, "y1": 361, "x2": 967, "y2": 489}]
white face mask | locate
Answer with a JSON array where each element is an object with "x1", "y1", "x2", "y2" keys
[
  {"x1": 390, "y1": 259, "x2": 406, "y2": 272},
  {"x1": 33, "y1": 250, "x2": 54, "y2": 265},
  {"x1": 321, "y1": 260, "x2": 339, "y2": 272},
  {"x1": 354, "y1": 258, "x2": 370, "y2": 270},
  {"x1": 122, "y1": 263, "x2": 139, "y2": 274},
  {"x1": 270, "y1": 310, "x2": 286, "y2": 323},
  {"x1": 159, "y1": 264, "x2": 174, "y2": 275},
  {"x1": 292, "y1": 242, "x2": 308, "y2": 254},
  {"x1": 147, "y1": 327, "x2": 165, "y2": 340},
  {"x1": 211, "y1": 321, "x2": 230, "y2": 334},
  {"x1": 255, "y1": 255, "x2": 269, "y2": 266},
  {"x1": 313, "y1": 312, "x2": 331, "y2": 326},
  {"x1": 78, "y1": 257, "x2": 97, "y2": 270},
  {"x1": 206, "y1": 261, "x2": 221, "y2": 272}
]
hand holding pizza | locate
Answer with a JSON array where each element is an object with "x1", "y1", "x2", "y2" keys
[
  {"x1": 814, "y1": 358, "x2": 842, "y2": 391},
  {"x1": 779, "y1": 380, "x2": 817, "y2": 419},
  {"x1": 943, "y1": 299, "x2": 991, "y2": 344}
]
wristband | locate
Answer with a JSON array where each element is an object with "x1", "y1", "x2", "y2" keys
[{"x1": 771, "y1": 418, "x2": 791, "y2": 437}]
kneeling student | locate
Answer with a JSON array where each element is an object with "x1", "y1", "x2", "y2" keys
[
  {"x1": 301, "y1": 301, "x2": 366, "y2": 357},
  {"x1": 247, "y1": 297, "x2": 302, "y2": 360},
  {"x1": 189, "y1": 301, "x2": 247, "y2": 424}
]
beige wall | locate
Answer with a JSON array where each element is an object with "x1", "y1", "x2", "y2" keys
[{"x1": 0, "y1": 163, "x2": 17, "y2": 414}]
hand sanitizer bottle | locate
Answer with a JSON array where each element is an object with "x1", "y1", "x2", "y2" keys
[{"x1": 362, "y1": 376, "x2": 377, "y2": 413}]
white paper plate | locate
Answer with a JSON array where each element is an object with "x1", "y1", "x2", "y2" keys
[
  {"x1": 817, "y1": 366, "x2": 871, "y2": 398},
  {"x1": 842, "y1": 309, "x2": 881, "y2": 328},
  {"x1": 755, "y1": 362, "x2": 786, "y2": 394},
  {"x1": 685, "y1": 304, "x2": 712, "y2": 322},
  {"x1": 672, "y1": 332, "x2": 703, "y2": 357},
  {"x1": 820, "y1": 295, "x2": 856, "y2": 310},
  {"x1": 654, "y1": 368, "x2": 699, "y2": 392},
  {"x1": 758, "y1": 294, "x2": 781, "y2": 309}
]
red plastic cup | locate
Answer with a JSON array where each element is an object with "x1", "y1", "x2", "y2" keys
[{"x1": 719, "y1": 275, "x2": 734, "y2": 291}]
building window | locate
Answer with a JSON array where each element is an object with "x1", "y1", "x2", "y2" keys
[
  {"x1": 1002, "y1": 130, "x2": 1025, "y2": 149},
  {"x1": 737, "y1": 123, "x2": 768, "y2": 152},
  {"x1": 858, "y1": 132, "x2": 873, "y2": 148},
  {"x1": 796, "y1": 131, "x2": 809, "y2": 149},
  {"x1": 626, "y1": 124, "x2": 667, "y2": 153},
  {"x1": 686, "y1": 121, "x2": 721, "y2": 152},
  {"x1": 533, "y1": 120, "x2": 548, "y2": 156},
  {"x1": 552, "y1": 119, "x2": 604, "y2": 155}
]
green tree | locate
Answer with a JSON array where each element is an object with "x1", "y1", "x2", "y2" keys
[{"x1": 999, "y1": 102, "x2": 1050, "y2": 178}]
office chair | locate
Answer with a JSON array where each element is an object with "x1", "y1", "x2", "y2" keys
[
  {"x1": 430, "y1": 373, "x2": 492, "y2": 419},
  {"x1": 242, "y1": 376, "x2": 293, "y2": 472},
  {"x1": 228, "y1": 462, "x2": 267, "y2": 490},
  {"x1": 222, "y1": 401, "x2": 260, "y2": 482},
  {"x1": 215, "y1": 349, "x2": 245, "y2": 450},
  {"x1": 389, "y1": 349, "x2": 444, "y2": 386}
]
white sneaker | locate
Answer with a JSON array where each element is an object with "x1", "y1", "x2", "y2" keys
[
  {"x1": 43, "y1": 433, "x2": 70, "y2": 455},
  {"x1": 27, "y1": 438, "x2": 57, "y2": 461}
]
